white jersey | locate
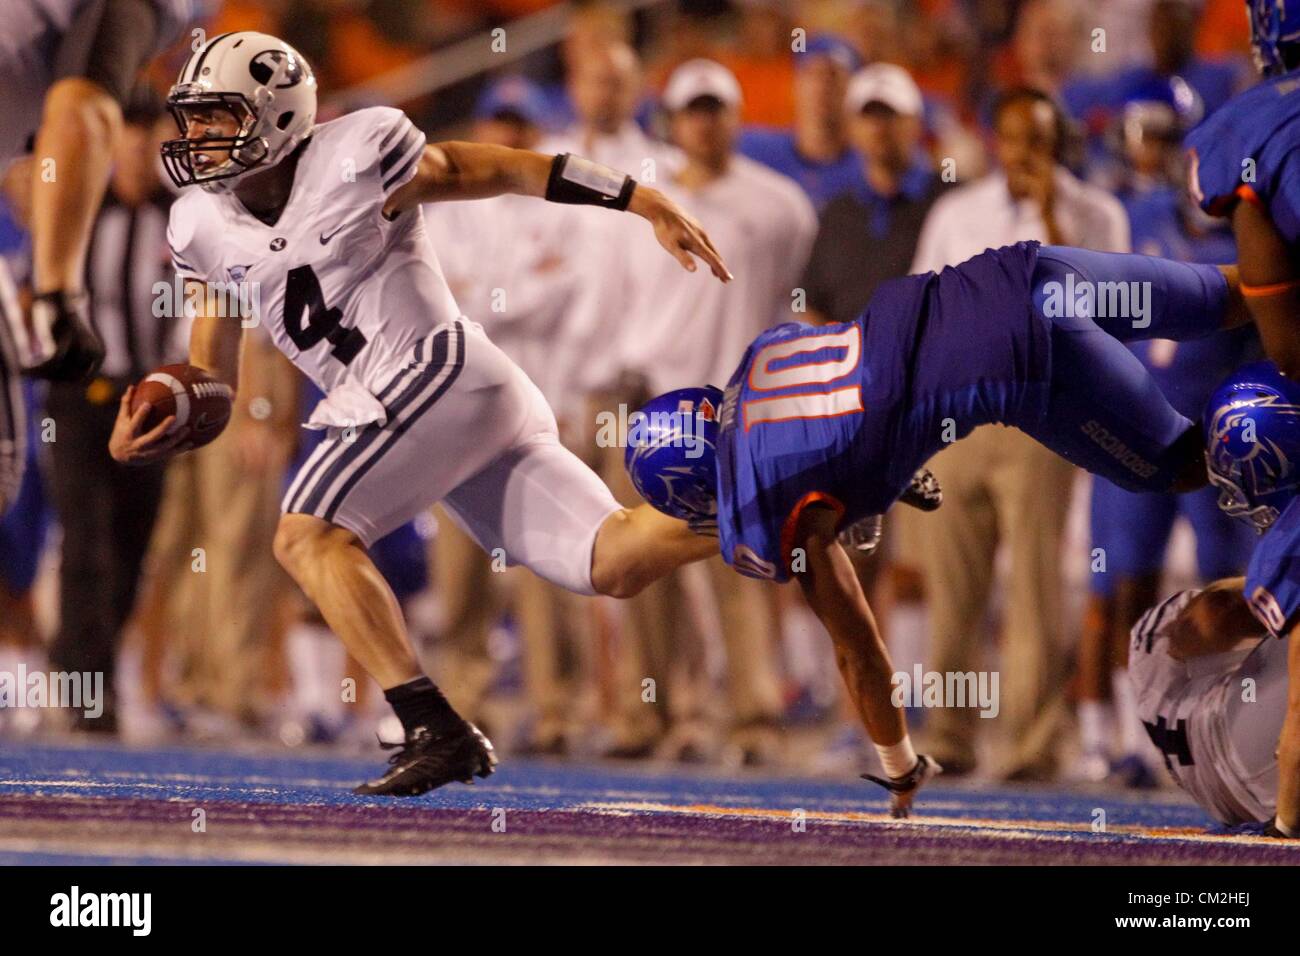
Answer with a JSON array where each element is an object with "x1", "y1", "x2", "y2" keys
[
  {"x1": 156, "y1": 108, "x2": 623, "y2": 593},
  {"x1": 423, "y1": 193, "x2": 579, "y2": 408},
  {"x1": 168, "y1": 107, "x2": 453, "y2": 426},
  {"x1": 0, "y1": 0, "x2": 196, "y2": 169},
  {"x1": 536, "y1": 123, "x2": 683, "y2": 398},
  {"x1": 1129, "y1": 590, "x2": 1287, "y2": 825},
  {"x1": 612, "y1": 154, "x2": 817, "y2": 394}
]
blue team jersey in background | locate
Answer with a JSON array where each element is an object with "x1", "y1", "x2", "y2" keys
[
  {"x1": 717, "y1": 241, "x2": 1047, "y2": 581},
  {"x1": 1186, "y1": 72, "x2": 1300, "y2": 243},
  {"x1": 1245, "y1": 499, "x2": 1300, "y2": 637},
  {"x1": 736, "y1": 128, "x2": 863, "y2": 209},
  {"x1": 1121, "y1": 184, "x2": 1258, "y2": 420}
]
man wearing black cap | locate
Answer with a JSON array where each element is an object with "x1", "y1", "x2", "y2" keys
[{"x1": 799, "y1": 63, "x2": 947, "y2": 326}]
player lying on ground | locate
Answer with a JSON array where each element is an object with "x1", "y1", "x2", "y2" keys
[
  {"x1": 628, "y1": 241, "x2": 1251, "y2": 815},
  {"x1": 1197, "y1": 360, "x2": 1300, "y2": 837},
  {"x1": 1125, "y1": 582, "x2": 1283, "y2": 828},
  {"x1": 106, "y1": 32, "x2": 726, "y2": 796}
]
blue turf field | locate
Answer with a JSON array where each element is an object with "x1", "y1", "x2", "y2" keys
[{"x1": 0, "y1": 741, "x2": 1295, "y2": 864}]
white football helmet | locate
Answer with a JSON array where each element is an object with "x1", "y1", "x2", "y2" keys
[{"x1": 162, "y1": 31, "x2": 318, "y2": 193}]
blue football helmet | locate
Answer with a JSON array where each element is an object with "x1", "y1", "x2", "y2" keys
[
  {"x1": 1249, "y1": 0, "x2": 1300, "y2": 76},
  {"x1": 1205, "y1": 361, "x2": 1300, "y2": 532},
  {"x1": 624, "y1": 386, "x2": 722, "y2": 525}
]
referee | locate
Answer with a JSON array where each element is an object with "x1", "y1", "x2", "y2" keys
[{"x1": 45, "y1": 95, "x2": 182, "y2": 733}]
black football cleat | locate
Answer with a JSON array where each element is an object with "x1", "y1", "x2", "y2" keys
[
  {"x1": 863, "y1": 753, "x2": 942, "y2": 819},
  {"x1": 353, "y1": 722, "x2": 497, "y2": 797}
]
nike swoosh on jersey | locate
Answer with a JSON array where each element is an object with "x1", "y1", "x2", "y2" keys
[{"x1": 320, "y1": 225, "x2": 345, "y2": 244}]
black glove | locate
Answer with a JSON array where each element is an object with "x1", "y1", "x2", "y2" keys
[
  {"x1": 898, "y1": 467, "x2": 942, "y2": 512},
  {"x1": 24, "y1": 291, "x2": 105, "y2": 383}
]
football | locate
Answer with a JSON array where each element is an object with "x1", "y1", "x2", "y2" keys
[{"x1": 129, "y1": 363, "x2": 234, "y2": 449}]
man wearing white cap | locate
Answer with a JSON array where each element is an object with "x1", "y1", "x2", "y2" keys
[
  {"x1": 799, "y1": 63, "x2": 947, "y2": 326},
  {"x1": 600, "y1": 58, "x2": 817, "y2": 761}
]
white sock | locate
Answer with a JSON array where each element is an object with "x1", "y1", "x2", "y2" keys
[
  {"x1": 1112, "y1": 670, "x2": 1146, "y2": 756},
  {"x1": 875, "y1": 736, "x2": 918, "y2": 779},
  {"x1": 1078, "y1": 700, "x2": 1113, "y2": 757}
]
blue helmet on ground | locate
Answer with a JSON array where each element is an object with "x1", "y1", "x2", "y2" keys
[
  {"x1": 1249, "y1": 0, "x2": 1300, "y2": 76},
  {"x1": 1205, "y1": 360, "x2": 1300, "y2": 532},
  {"x1": 624, "y1": 386, "x2": 723, "y2": 524}
]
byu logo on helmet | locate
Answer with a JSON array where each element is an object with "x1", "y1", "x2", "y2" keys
[
  {"x1": 1205, "y1": 361, "x2": 1300, "y2": 532},
  {"x1": 249, "y1": 49, "x2": 305, "y2": 89},
  {"x1": 624, "y1": 386, "x2": 723, "y2": 524}
]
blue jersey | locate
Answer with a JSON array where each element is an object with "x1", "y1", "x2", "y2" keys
[
  {"x1": 1186, "y1": 72, "x2": 1300, "y2": 243},
  {"x1": 1124, "y1": 184, "x2": 1237, "y2": 265},
  {"x1": 1120, "y1": 183, "x2": 1257, "y2": 419},
  {"x1": 717, "y1": 242, "x2": 1048, "y2": 580},
  {"x1": 736, "y1": 127, "x2": 863, "y2": 209},
  {"x1": 1245, "y1": 498, "x2": 1300, "y2": 636}
]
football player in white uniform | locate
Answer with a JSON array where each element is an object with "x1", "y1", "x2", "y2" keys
[
  {"x1": 107, "y1": 32, "x2": 730, "y2": 795},
  {"x1": 1128, "y1": 583, "x2": 1286, "y2": 828}
]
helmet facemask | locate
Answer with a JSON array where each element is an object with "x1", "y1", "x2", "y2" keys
[
  {"x1": 1207, "y1": 464, "x2": 1279, "y2": 534},
  {"x1": 161, "y1": 89, "x2": 270, "y2": 192}
]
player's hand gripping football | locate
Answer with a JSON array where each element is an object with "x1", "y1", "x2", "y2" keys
[
  {"x1": 108, "y1": 385, "x2": 192, "y2": 466},
  {"x1": 630, "y1": 186, "x2": 732, "y2": 282}
]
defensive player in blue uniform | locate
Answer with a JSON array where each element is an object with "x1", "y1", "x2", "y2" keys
[
  {"x1": 1185, "y1": 0, "x2": 1300, "y2": 378},
  {"x1": 1078, "y1": 90, "x2": 1259, "y2": 786},
  {"x1": 1181, "y1": 360, "x2": 1300, "y2": 836},
  {"x1": 628, "y1": 239, "x2": 1250, "y2": 812}
]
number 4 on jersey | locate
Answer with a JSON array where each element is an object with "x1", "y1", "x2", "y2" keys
[{"x1": 283, "y1": 264, "x2": 367, "y2": 365}]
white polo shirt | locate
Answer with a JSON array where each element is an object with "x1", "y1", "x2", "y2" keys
[
  {"x1": 612, "y1": 154, "x2": 818, "y2": 394},
  {"x1": 910, "y1": 167, "x2": 1131, "y2": 274}
]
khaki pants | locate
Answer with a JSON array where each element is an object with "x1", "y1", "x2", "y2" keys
[
  {"x1": 433, "y1": 506, "x2": 579, "y2": 742},
  {"x1": 913, "y1": 425, "x2": 1075, "y2": 775},
  {"x1": 603, "y1": 437, "x2": 784, "y2": 747},
  {"x1": 146, "y1": 432, "x2": 291, "y2": 720}
]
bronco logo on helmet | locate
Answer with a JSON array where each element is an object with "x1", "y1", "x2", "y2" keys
[
  {"x1": 1205, "y1": 361, "x2": 1300, "y2": 532},
  {"x1": 624, "y1": 386, "x2": 723, "y2": 526}
]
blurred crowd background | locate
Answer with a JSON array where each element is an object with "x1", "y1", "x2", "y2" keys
[{"x1": 0, "y1": 0, "x2": 1266, "y2": 786}]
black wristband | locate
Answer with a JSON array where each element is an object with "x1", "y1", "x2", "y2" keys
[{"x1": 545, "y1": 153, "x2": 636, "y2": 211}]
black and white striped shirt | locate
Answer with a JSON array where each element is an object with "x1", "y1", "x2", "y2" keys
[{"x1": 84, "y1": 191, "x2": 186, "y2": 379}]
